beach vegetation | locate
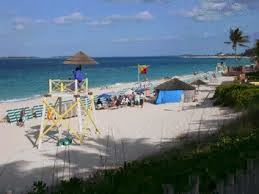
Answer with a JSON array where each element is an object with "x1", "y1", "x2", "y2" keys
[
  {"x1": 225, "y1": 28, "x2": 249, "y2": 62},
  {"x1": 213, "y1": 82, "x2": 259, "y2": 108},
  {"x1": 246, "y1": 71, "x2": 259, "y2": 81}
]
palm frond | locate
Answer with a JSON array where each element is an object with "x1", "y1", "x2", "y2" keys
[{"x1": 238, "y1": 43, "x2": 249, "y2": 47}]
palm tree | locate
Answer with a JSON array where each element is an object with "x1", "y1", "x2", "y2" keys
[{"x1": 225, "y1": 28, "x2": 249, "y2": 61}]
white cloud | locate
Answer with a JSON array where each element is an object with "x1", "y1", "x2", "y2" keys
[
  {"x1": 13, "y1": 17, "x2": 48, "y2": 30},
  {"x1": 178, "y1": 0, "x2": 247, "y2": 22},
  {"x1": 35, "y1": 19, "x2": 47, "y2": 24},
  {"x1": 113, "y1": 35, "x2": 177, "y2": 43},
  {"x1": 12, "y1": 10, "x2": 153, "y2": 30},
  {"x1": 87, "y1": 11, "x2": 153, "y2": 26},
  {"x1": 14, "y1": 24, "x2": 25, "y2": 31},
  {"x1": 13, "y1": 17, "x2": 31, "y2": 30},
  {"x1": 103, "y1": 0, "x2": 170, "y2": 3},
  {"x1": 202, "y1": 32, "x2": 216, "y2": 38},
  {"x1": 53, "y1": 12, "x2": 87, "y2": 25}
]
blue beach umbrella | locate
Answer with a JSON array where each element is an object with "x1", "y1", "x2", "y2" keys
[{"x1": 98, "y1": 93, "x2": 112, "y2": 99}]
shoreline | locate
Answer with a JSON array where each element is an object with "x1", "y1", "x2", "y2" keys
[
  {"x1": 0, "y1": 71, "x2": 215, "y2": 105},
  {"x1": 180, "y1": 56, "x2": 250, "y2": 59}
]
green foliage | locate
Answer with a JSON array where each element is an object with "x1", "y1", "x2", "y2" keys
[
  {"x1": 27, "y1": 181, "x2": 48, "y2": 194},
  {"x1": 225, "y1": 28, "x2": 249, "y2": 59},
  {"x1": 246, "y1": 71, "x2": 259, "y2": 81},
  {"x1": 213, "y1": 82, "x2": 259, "y2": 108}
]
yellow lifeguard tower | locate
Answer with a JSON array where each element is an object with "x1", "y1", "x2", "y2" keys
[{"x1": 37, "y1": 51, "x2": 99, "y2": 149}]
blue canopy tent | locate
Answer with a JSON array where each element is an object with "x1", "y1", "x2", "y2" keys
[{"x1": 155, "y1": 78, "x2": 195, "y2": 104}]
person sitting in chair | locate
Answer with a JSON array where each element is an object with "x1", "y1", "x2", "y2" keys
[
  {"x1": 96, "y1": 98, "x2": 103, "y2": 109},
  {"x1": 73, "y1": 65, "x2": 84, "y2": 87}
]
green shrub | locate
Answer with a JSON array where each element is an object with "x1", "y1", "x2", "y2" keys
[
  {"x1": 214, "y1": 82, "x2": 258, "y2": 108},
  {"x1": 27, "y1": 181, "x2": 48, "y2": 194},
  {"x1": 246, "y1": 71, "x2": 259, "y2": 82}
]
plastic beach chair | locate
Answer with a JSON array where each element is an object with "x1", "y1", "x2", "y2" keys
[
  {"x1": 24, "y1": 107, "x2": 33, "y2": 120},
  {"x1": 6, "y1": 109, "x2": 19, "y2": 123},
  {"x1": 32, "y1": 105, "x2": 44, "y2": 118}
]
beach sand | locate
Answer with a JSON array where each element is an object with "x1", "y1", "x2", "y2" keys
[{"x1": 0, "y1": 75, "x2": 235, "y2": 193}]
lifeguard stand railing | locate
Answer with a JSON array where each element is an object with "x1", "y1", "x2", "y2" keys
[{"x1": 48, "y1": 78, "x2": 88, "y2": 95}]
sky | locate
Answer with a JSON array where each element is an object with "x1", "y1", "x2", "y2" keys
[{"x1": 0, "y1": 0, "x2": 259, "y2": 57}]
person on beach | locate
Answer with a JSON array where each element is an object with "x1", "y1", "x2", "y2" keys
[
  {"x1": 73, "y1": 65, "x2": 84, "y2": 87},
  {"x1": 140, "y1": 92, "x2": 145, "y2": 108},
  {"x1": 17, "y1": 109, "x2": 26, "y2": 127},
  {"x1": 115, "y1": 96, "x2": 121, "y2": 107},
  {"x1": 96, "y1": 98, "x2": 103, "y2": 109},
  {"x1": 135, "y1": 93, "x2": 140, "y2": 106}
]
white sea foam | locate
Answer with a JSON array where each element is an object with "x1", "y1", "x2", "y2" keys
[
  {"x1": 0, "y1": 71, "x2": 220, "y2": 104},
  {"x1": 0, "y1": 94, "x2": 41, "y2": 104}
]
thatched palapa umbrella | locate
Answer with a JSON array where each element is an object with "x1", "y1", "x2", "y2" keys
[
  {"x1": 191, "y1": 79, "x2": 207, "y2": 96},
  {"x1": 155, "y1": 78, "x2": 195, "y2": 91},
  {"x1": 64, "y1": 51, "x2": 97, "y2": 65},
  {"x1": 191, "y1": 79, "x2": 207, "y2": 86},
  {"x1": 64, "y1": 51, "x2": 97, "y2": 93}
]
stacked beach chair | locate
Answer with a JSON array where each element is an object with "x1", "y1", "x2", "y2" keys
[
  {"x1": 32, "y1": 105, "x2": 44, "y2": 118},
  {"x1": 5, "y1": 94, "x2": 104, "y2": 124},
  {"x1": 6, "y1": 107, "x2": 34, "y2": 123}
]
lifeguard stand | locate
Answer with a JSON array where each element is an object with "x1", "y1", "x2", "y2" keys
[
  {"x1": 37, "y1": 78, "x2": 99, "y2": 149},
  {"x1": 37, "y1": 51, "x2": 99, "y2": 149}
]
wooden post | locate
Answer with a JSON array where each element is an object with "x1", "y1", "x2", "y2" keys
[
  {"x1": 89, "y1": 93, "x2": 97, "y2": 126},
  {"x1": 58, "y1": 97, "x2": 62, "y2": 140},
  {"x1": 137, "y1": 64, "x2": 140, "y2": 84},
  {"x1": 75, "y1": 80, "x2": 78, "y2": 95},
  {"x1": 85, "y1": 78, "x2": 88, "y2": 93},
  {"x1": 38, "y1": 98, "x2": 47, "y2": 149},
  {"x1": 178, "y1": 93, "x2": 184, "y2": 111},
  {"x1": 76, "y1": 97, "x2": 83, "y2": 143},
  {"x1": 49, "y1": 79, "x2": 52, "y2": 94},
  {"x1": 60, "y1": 82, "x2": 64, "y2": 92}
]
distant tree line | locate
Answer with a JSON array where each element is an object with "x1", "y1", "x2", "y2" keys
[{"x1": 241, "y1": 47, "x2": 256, "y2": 57}]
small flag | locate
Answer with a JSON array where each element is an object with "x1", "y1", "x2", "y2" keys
[{"x1": 138, "y1": 65, "x2": 149, "y2": 74}]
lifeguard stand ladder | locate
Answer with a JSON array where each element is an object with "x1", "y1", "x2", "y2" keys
[{"x1": 37, "y1": 78, "x2": 99, "y2": 149}]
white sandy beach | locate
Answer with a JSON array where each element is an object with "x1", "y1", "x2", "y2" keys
[{"x1": 0, "y1": 75, "x2": 235, "y2": 193}]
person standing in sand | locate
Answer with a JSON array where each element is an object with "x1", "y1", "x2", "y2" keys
[
  {"x1": 135, "y1": 93, "x2": 140, "y2": 106},
  {"x1": 17, "y1": 108, "x2": 26, "y2": 127},
  {"x1": 140, "y1": 92, "x2": 145, "y2": 108}
]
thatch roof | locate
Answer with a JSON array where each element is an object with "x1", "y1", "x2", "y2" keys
[
  {"x1": 191, "y1": 79, "x2": 207, "y2": 85},
  {"x1": 64, "y1": 51, "x2": 97, "y2": 65},
  {"x1": 155, "y1": 78, "x2": 195, "y2": 91}
]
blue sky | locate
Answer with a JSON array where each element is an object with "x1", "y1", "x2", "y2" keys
[{"x1": 0, "y1": 0, "x2": 258, "y2": 57}]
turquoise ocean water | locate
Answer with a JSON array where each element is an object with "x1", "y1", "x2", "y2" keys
[{"x1": 0, "y1": 56, "x2": 250, "y2": 102}]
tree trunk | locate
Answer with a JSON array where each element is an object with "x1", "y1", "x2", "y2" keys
[{"x1": 234, "y1": 47, "x2": 238, "y2": 65}]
